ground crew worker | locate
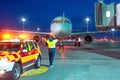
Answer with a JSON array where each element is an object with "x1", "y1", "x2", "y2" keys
[{"x1": 47, "y1": 34, "x2": 58, "y2": 67}]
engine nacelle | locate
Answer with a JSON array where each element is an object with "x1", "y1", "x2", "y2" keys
[
  {"x1": 83, "y1": 35, "x2": 93, "y2": 44},
  {"x1": 33, "y1": 35, "x2": 41, "y2": 42}
]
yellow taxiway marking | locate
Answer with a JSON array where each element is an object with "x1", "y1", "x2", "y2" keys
[{"x1": 21, "y1": 66, "x2": 48, "y2": 77}]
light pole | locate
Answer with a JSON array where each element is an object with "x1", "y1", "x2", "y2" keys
[
  {"x1": 85, "y1": 17, "x2": 90, "y2": 32},
  {"x1": 21, "y1": 18, "x2": 26, "y2": 31},
  {"x1": 111, "y1": 28, "x2": 115, "y2": 41}
]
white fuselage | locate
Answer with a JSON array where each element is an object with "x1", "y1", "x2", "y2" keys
[{"x1": 50, "y1": 16, "x2": 72, "y2": 38}]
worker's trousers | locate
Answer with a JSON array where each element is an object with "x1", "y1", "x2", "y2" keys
[{"x1": 48, "y1": 48, "x2": 55, "y2": 66}]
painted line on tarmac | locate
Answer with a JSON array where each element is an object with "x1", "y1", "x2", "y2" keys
[{"x1": 21, "y1": 66, "x2": 48, "y2": 77}]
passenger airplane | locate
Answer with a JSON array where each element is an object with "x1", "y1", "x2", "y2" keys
[{"x1": 2, "y1": 16, "x2": 107, "y2": 46}]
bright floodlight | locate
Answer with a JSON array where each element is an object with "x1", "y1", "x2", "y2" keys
[
  {"x1": 21, "y1": 18, "x2": 26, "y2": 22},
  {"x1": 37, "y1": 27, "x2": 40, "y2": 32},
  {"x1": 85, "y1": 17, "x2": 90, "y2": 22}
]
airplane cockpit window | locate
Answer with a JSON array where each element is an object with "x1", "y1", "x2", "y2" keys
[{"x1": 52, "y1": 20, "x2": 70, "y2": 24}]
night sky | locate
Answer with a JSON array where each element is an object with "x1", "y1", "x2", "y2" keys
[{"x1": 0, "y1": 0, "x2": 119, "y2": 32}]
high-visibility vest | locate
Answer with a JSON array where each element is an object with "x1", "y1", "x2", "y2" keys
[{"x1": 47, "y1": 39, "x2": 58, "y2": 48}]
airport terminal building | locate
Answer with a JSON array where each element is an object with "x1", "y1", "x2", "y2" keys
[{"x1": 95, "y1": 0, "x2": 120, "y2": 31}]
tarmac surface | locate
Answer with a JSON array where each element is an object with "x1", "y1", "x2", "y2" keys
[{"x1": 20, "y1": 41, "x2": 120, "y2": 80}]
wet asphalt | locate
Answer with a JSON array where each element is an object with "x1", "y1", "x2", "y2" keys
[{"x1": 20, "y1": 41, "x2": 120, "y2": 80}]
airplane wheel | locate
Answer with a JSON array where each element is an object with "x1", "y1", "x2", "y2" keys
[
  {"x1": 78, "y1": 42, "x2": 81, "y2": 46},
  {"x1": 75, "y1": 42, "x2": 77, "y2": 46}
]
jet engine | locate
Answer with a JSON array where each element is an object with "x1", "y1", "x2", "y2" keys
[
  {"x1": 83, "y1": 35, "x2": 93, "y2": 44},
  {"x1": 33, "y1": 35, "x2": 41, "y2": 42}
]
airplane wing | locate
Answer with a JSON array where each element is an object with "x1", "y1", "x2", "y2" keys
[
  {"x1": 1, "y1": 29, "x2": 52, "y2": 42},
  {"x1": 70, "y1": 30, "x2": 109, "y2": 46},
  {"x1": 2, "y1": 29, "x2": 51, "y2": 35},
  {"x1": 2, "y1": 29, "x2": 109, "y2": 37},
  {"x1": 71, "y1": 30, "x2": 109, "y2": 35}
]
